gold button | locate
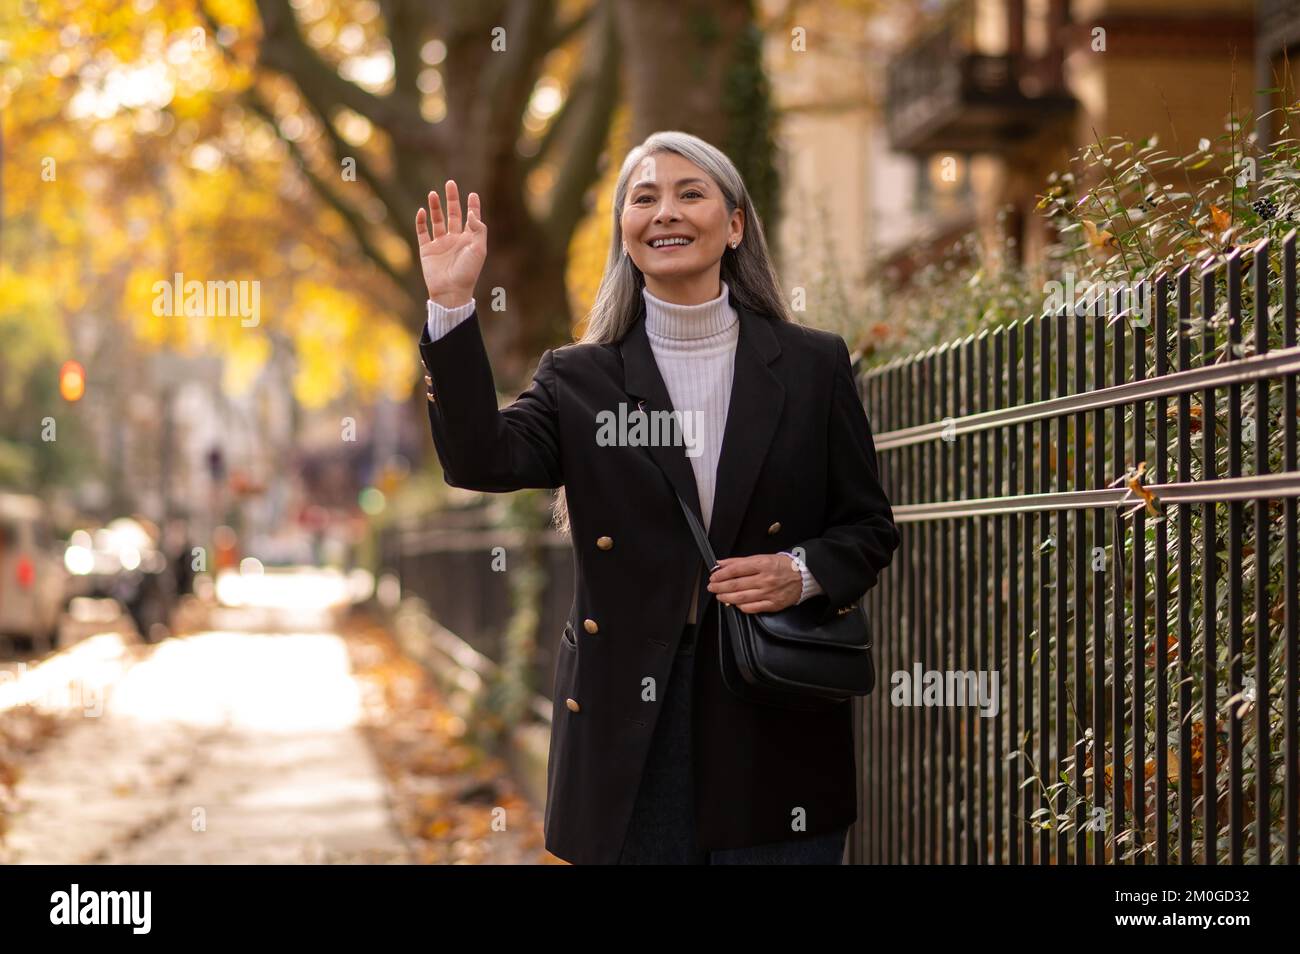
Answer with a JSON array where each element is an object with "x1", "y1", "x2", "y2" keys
[
  {"x1": 583, "y1": 618, "x2": 599, "y2": 634},
  {"x1": 596, "y1": 535, "x2": 613, "y2": 550},
  {"x1": 767, "y1": 521, "x2": 781, "y2": 535},
  {"x1": 427, "y1": 391, "x2": 437, "y2": 403},
  {"x1": 424, "y1": 374, "x2": 433, "y2": 386},
  {"x1": 565, "y1": 698, "x2": 580, "y2": 712}
]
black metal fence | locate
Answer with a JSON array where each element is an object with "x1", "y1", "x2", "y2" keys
[
  {"x1": 852, "y1": 233, "x2": 1300, "y2": 865},
  {"x1": 378, "y1": 509, "x2": 574, "y2": 695}
]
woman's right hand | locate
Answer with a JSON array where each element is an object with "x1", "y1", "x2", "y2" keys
[{"x1": 416, "y1": 179, "x2": 486, "y2": 308}]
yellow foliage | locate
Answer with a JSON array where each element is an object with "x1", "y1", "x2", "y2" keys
[
  {"x1": 1, "y1": 0, "x2": 419, "y2": 426},
  {"x1": 287, "y1": 281, "x2": 414, "y2": 408}
]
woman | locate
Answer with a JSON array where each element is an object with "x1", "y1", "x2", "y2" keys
[{"x1": 414, "y1": 131, "x2": 900, "y2": 865}]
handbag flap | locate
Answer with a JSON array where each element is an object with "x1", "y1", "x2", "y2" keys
[{"x1": 750, "y1": 598, "x2": 872, "y2": 650}]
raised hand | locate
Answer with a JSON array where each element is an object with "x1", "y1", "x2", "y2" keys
[{"x1": 415, "y1": 180, "x2": 486, "y2": 308}]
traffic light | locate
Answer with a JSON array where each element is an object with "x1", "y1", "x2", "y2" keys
[{"x1": 59, "y1": 360, "x2": 86, "y2": 402}]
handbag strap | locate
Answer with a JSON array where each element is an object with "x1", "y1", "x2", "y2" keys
[
  {"x1": 637, "y1": 398, "x2": 721, "y2": 572},
  {"x1": 669, "y1": 483, "x2": 720, "y2": 571}
]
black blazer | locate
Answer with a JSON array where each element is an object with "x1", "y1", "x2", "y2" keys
[{"x1": 418, "y1": 286, "x2": 901, "y2": 864}]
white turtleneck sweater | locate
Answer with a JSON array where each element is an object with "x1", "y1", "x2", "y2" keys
[
  {"x1": 641, "y1": 280, "x2": 737, "y2": 536},
  {"x1": 425, "y1": 282, "x2": 823, "y2": 615}
]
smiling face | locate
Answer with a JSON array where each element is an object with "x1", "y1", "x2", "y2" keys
[{"x1": 620, "y1": 151, "x2": 744, "y2": 303}]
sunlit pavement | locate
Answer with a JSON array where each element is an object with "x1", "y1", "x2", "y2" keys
[{"x1": 0, "y1": 569, "x2": 413, "y2": 864}]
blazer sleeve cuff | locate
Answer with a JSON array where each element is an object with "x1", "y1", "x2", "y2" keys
[{"x1": 427, "y1": 297, "x2": 477, "y2": 341}]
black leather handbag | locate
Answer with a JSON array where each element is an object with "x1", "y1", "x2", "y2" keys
[{"x1": 669, "y1": 484, "x2": 876, "y2": 712}]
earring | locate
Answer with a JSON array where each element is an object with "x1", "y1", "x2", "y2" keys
[
  {"x1": 730, "y1": 239, "x2": 739, "y2": 249},
  {"x1": 622, "y1": 243, "x2": 628, "y2": 255}
]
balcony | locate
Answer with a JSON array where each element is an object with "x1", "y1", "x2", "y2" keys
[{"x1": 885, "y1": 5, "x2": 1075, "y2": 155}]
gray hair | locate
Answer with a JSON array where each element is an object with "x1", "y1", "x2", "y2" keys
[{"x1": 551, "y1": 130, "x2": 792, "y2": 536}]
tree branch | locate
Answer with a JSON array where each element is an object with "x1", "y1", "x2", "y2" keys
[
  {"x1": 522, "y1": 2, "x2": 603, "y2": 177},
  {"x1": 543, "y1": 0, "x2": 620, "y2": 244},
  {"x1": 379, "y1": 0, "x2": 437, "y2": 149},
  {"x1": 478, "y1": 0, "x2": 557, "y2": 137},
  {"x1": 548, "y1": 2, "x2": 596, "y2": 48},
  {"x1": 203, "y1": 0, "x2": 426, "y2": 299},
  {"x1": 253, "y1": 0, "x2": 440, "y2": 152},
  {"x1": 244, "y1": 89, "x2": 415, "y2": 295}
]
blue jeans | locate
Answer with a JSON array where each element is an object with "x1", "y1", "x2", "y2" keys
[{"x1": 617, "y1": 629, "x2": 849, "y2": 865}]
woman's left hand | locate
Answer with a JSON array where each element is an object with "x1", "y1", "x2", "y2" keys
[{"x1": 707, "y1": 554, "x2": 802, "y2": 614}]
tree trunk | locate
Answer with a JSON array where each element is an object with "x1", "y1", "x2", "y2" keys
[
  {"x1": 612, "y1": 0, "x2": 781, "y2": 241},
  {"x1": 612, "y1": 0, "x2": 753, "y2": 143}
]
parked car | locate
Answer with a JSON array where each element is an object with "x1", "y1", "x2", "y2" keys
[
  {"x1": 0, "y1": 493, "x2": 68, "y2": 655},
  {"x1": 62, "y1": 517, "x2": 177, "y2": 643}
]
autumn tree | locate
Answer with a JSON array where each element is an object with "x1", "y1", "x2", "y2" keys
[{"x1": 213, "y1": 0, "x2": 769, "y2": 383}]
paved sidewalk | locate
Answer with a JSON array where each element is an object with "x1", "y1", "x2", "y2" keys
[{"x1": 2, "y1": 630, "x2": 412, "y2": 864}]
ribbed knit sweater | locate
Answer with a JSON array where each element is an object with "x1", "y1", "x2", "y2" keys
[
  {"x1": 641, "y1": 280, "x2": 737, "y2": 536},
  {"x1": 426, "y1": 282, "x2": 823, "y2": 621}
]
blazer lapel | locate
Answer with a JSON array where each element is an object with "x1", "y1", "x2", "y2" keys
[
  {"x1": 619, "y1": 286, "x2": 784, "y2": 561},
  {"x1": 708, "y1": 291, "x2": 783, "y2": 559}
]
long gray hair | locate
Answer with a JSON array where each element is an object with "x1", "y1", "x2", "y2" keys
[{"x1": 550, "y1": 130, "x2": 792, "y2": 536}]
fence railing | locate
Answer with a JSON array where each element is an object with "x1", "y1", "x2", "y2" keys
[
  {"x1": 852, "y1": 233, "x2": 1300, "y2": 865},
  {"x1": 378, "y1": 509, "x2": 575, "y2": 696}
]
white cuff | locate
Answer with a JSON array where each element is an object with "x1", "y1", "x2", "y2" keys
[
  {"x1": 781, "y1": 550, "x2": 824, "y2": 604},
  {"x1": 426, "y1": 297, "x2": 476, "y2": 341}
]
